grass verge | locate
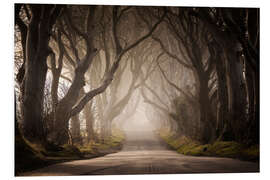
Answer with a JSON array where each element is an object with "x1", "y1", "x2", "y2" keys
[
  {"x1": 15, "y1": 128, "x2": 125, "y2": 176},
  {"x1": 79, "y1": 128, "x2": 125, "y2": 156},
  {"x1": 158, "y1": 128, "x2": 259, "y2": 162}
]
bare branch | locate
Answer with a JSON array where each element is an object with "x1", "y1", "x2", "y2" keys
[
  {"x1": 143, "y1": 82, "x2": 170, "y2": 110},
  {"x1": 118, "y1": 7, "x2": 132, "y2": 21},
  {"x1": 157, "y1": 56, "x2": 197, "y2": 104},
  {"x1": 69, "y1": 7, "x2": 166, "y2": 118},
  {"x1": 70, "y1": 77, "x2": 112, "y2": 117},
  {"x1": 140, "y1": 85, "x2": 168, "y2": 114},
  {"x1": 152, "y1": 36, "x2": 193, "y2": 69}
]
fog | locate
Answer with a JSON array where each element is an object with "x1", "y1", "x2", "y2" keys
[
  {"x1": 15, "y1": 4, "x2": 259, "y2": 158},
  {"x1": 122, "y1": 97, "x2": 157, "y2": 132}
]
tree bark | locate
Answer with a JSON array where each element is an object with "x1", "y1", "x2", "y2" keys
[
  {"x1": 70, "y1": 114, "x2": 82, "y2": 144},
  {"x1": 22, "y1": 5, "x2": 62, "y2": 141},
  {"x1": 197, "y1": 73, "x2": 215, "y2": 144},
  {"x1": 84, "y1": 101, "x2": 96, "y2": 143},
  {"x1": 225, "y1": 46, "x2": 247, "y2": 142},
  {"x1": 213, "y1": 45, "x2": 231, "y2": 140},
  {"x1": 245, "y1": 62, "x2": 259, "y2": 144}
]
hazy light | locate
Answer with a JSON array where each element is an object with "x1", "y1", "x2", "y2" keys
[{"x1": 122, "y1": 95, "x2": 157, "y2": 132}]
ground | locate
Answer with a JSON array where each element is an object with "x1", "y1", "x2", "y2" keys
[{"x1": 20, "y1": 130, "x2": 259, "y2": 176}]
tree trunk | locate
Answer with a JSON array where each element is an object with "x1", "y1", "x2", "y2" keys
[
  {"x1": 53, "y1": 84, "x2": 85, "y2": 145},
  {"x1": 245, "y1": 61, "x2": 254, "y2": 128},
  {"x1": 22, "y1": 7, "x2": 49, "y2": 140},
  {"x1": 225, "y1": 47, "x2": 247, "y2": 142},
  {"x1": 215, "y1": 49, "x2": 230, "y2": 140},
  {"x1": 100, "y1": 112, "x2": 113, "y2": 142},
  {"x1": 84, "y1": 101, "x2": 96, "y2": 143},
  {"x1": 198, "y1": 73, "x2": 215, "y2": 144},
  {"x1": 21, "y1": 5, "x2": 62, "y2": 142},
  {"x1": 245, "y1": 65, "x2": 259, "y2": 144},
  {"x1": 22, "y1": 58, "x2": 48, "y2": 141},
  {"x1": 71, "y1": 114, "x2": 82, "y2": 145},
  {"x1": 253, "y1": 69, "x2": 259, "y2": 144},
  {"x1": 51, "y1": 104, "x2": 70, "y2": 145},
  {"x1": 105, "y1": 118, "x2": 112, "y2": 138}
]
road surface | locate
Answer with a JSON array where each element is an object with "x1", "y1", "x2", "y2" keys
[{"x1": 22, "y1": 130, "x2": 259, "y2": 176}]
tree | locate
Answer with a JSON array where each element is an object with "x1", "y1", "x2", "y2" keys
[
  {"x1": 150, "y1": 8, "x2": 217, "y2": 143},
  {"x1": 192, "y1": 8, "x2": 259, "y2": 143},
  {"x1": 16, "y1": 4, "x2": 63, "y2": 141},
  {"x1": 48, "y1": 5, "x2": 166, "y2": 144}
]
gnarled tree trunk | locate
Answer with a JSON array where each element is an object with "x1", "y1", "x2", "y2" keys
[
  {"x1": 197, "y1": 73, "x2": 215, "y2": 144},
  {"x1": 225, "y1": 46, "x2": 247, "y2": 142},
  {"x1": 22, "y1": 5, "x2": 62, "y2": 141}
]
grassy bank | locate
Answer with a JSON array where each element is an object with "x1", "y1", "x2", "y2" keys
[
  {"x1": 79, "y1": 128, "x2": 125, "y2": 156},
  {"x1": 158, "y1": 128, "x2": 259, "y2": 162},
  {"x1": 15, "y1": 128, "x2": 125, "y2": 175}
]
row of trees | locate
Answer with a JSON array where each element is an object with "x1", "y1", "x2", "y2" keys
[
  {"x1": 141, "y1": 7, "x2": 259, "y2": 145},
  {"x1": 15, "y1": 4, "x2": 166, "y2": 145},
  {"x1": 15, "y1": 5, "x2": 259, "y2": 147}
]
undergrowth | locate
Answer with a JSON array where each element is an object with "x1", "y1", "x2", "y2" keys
[
  {"x1": 15, "y1": 128, "x2": 125, "y2": 175},
  {"x1": 158, "y1": 128, "x2": 259, "y2": 162},
  {"x1": 79, "y1": 128, "x2": 125, "y2": 155}
]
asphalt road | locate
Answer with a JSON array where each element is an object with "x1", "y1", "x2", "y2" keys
[{"x1": 22, "y1": 130, "x2": 259, "y2": 176}]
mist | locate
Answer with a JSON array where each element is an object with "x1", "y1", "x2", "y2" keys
[{"x1": 14, "y1": 4, "x2": 259, "y2": 175}]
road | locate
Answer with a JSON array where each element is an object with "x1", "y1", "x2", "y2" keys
[{"x1": 22, "y1": 130, "x2": 259, "y2": 176}]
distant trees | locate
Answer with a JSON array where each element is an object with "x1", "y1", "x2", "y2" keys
[
  {"x1": 141, "y1": 7, "x2": 218, "y2": 143},
  {"x1": 49, "y1": 6, "x2": 165, "y2": 145},
  {"x1": 91, "y1": 8, "x2": 164, "y2": 140}
]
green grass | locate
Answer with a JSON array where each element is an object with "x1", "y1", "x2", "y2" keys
[
  {"x1": 158, "y1": 128, "x2": 259, "y2": 162},
  {"x1": 16, "y1": 128, "x2": 125, "y2": 175},
  {"x1": 15, "y1": 135, "x2": 48, "y2": 175},
  {"x1": 44, "y1": 144, "x2": 83, "y2": 158},
  {"x1": 79, "y1": 127, "x2": 125, "y2": 155}
]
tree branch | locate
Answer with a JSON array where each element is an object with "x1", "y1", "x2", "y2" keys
[
  {"x1": 140, "y1": 85, "x2": 168, "y2": 114},
  {"x1": 157, "y1": 57, "x2": 197, "y2": 104},
  {"x1": 69, "y1": 7, "x2": 166, "y2": 118},
  {"x1": 152, "y1": 36, "x2": 193, "y2": 69},
  {"x1": 70, "y1": 77, "x2": 112, "y2": 117}
]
